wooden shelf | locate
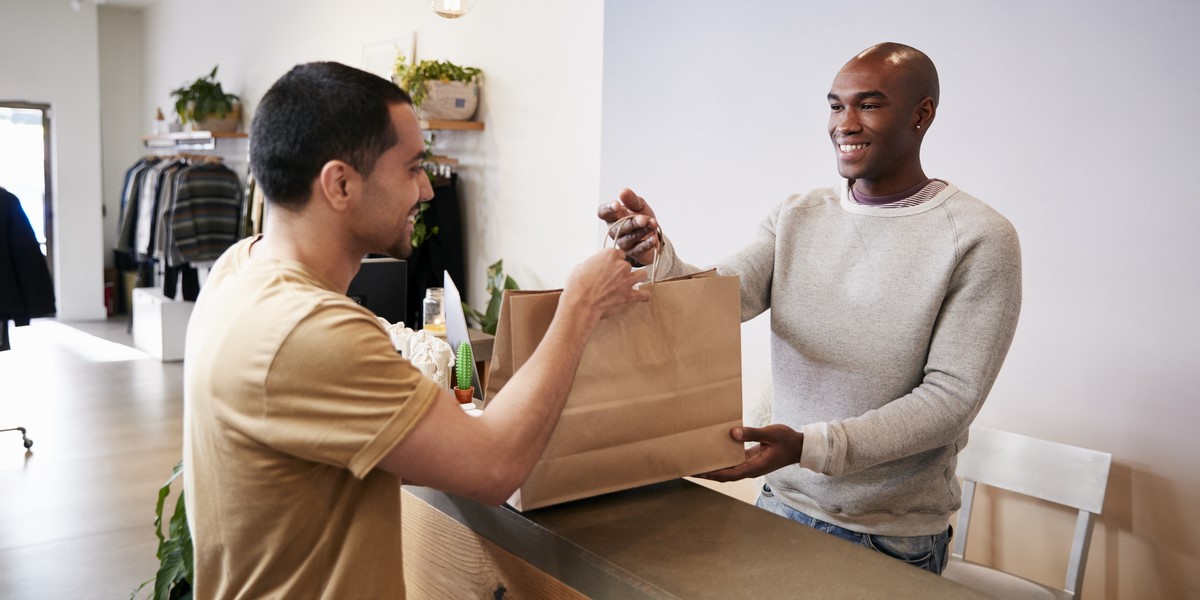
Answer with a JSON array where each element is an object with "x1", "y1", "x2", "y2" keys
[
  {"x1": 426, "y1": 155, "x2": 459, "y2": 166},
  {"x1": 141, "y1": 131, "x2": 248, "y2": 150},
  {"x1": 140, "y1": 131, "x2": 247, "y2": 142},
  {"x1": 420, "y1": 119, "x2": 484, "y2": 131}
]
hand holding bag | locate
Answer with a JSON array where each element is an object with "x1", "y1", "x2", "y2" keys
[{"x1": 485, "y1": 224, "x2": 744, "y2": 511}]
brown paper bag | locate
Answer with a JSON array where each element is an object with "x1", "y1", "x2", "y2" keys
[{"x1": 485, "y1": 269, "x2": 744, "y2": 511}]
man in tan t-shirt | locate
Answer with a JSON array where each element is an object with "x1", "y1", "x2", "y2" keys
[{"x1": 182, "y1": 62, "x2": 648, "y2": 599}]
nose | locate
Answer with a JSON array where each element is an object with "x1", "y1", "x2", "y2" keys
[
  {"x1": 419, "y1": 171, "x2": 435, "y2": 203},
  {"x1": 833, "y1": 108, "x2": 861, "y2": 135}
]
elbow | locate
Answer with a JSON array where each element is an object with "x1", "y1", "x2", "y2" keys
[
  {"x1": 472, "y1": 462, "x2": 528, "y2": 507},
  {"x1": 474, "y1": 472, "x2": 516, "y2": 506}
]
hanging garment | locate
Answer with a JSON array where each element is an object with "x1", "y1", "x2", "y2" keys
[
  {"x1": 135, "y1": 158, "x2": 185, "y2": 259},
  {"x1": 0, "y1": 187, "x2": 56, "y2": 351},
  {"x1": 154, "y1": 162, "x2": 188, "y2": 268},
  {"x1": 170, "y1": 162, "x2": 244, "y2": 263},
  {"x1": 114, "y1": 157, "x2": 161, "y2": 257}
]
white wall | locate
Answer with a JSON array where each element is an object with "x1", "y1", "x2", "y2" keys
[
  {"x1": 98, "y1": 5, "x2": 144, "y2": 271},
  {"x1": 0, "y1": 0, "x2": 107, "y2": 320},
  {"x1": 140, "y1": 0, "x2": 605, "y2": 301},
  {"x1": 600, "y1": 1, "x2": 1200, "y2": 598}
]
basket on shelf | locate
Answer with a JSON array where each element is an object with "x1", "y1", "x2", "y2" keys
[{"x1": 417, "y1": 81, "x2": 479, "y2": 121}]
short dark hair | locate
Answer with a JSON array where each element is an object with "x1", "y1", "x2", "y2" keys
[{"x1": 249, "y1": 62, "x2": 412, "y2": 208}]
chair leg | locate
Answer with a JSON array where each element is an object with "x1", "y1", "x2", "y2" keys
[{"x1": 1, "y1": 427, "x2": 33, "y2": 450}]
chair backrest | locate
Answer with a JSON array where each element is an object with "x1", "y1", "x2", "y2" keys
[{"x1": 952, "y1": 426, "x2": 1112, "y2": 599}]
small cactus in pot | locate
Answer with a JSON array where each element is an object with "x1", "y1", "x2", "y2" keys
[{"x1": 454, "y1": 341, "x2": 475, "y2": 404}]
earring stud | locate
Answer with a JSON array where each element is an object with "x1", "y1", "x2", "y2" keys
[{"x1": 916, "y1": 125, "x2": 921, "y2": 130}]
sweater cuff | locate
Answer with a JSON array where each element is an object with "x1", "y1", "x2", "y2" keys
[{"x1": 799, "y1": 422, "x2": 830, "y2": 473}]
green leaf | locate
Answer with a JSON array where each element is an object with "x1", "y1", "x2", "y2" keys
[
  {"x1": 130, "y1": 577, "x2": 154, "y2": 600},
  {"x1": 410, "y1": 203, "x2": 439, "y2": 248},
  {"x1": 462, "y1": 260, "x2": 520, "y2": 335},
  {"x1": 143, "y1": 460, "x2": 192, "y2": 600},
  {"x1": 154, "y1": 544, "x2": 185, "y2": 600},
  {"x1": 167, "y1": 488, "x2": 189, "y2": 546},
  {"x1": 153, "y1": 461, "x2": 183, "y2": 558},
  {"x1": 169, "y1": 65, "x2": 239, "y2": 124},
  {"x1": 392, "y1": 55, "x2": 482, "y2": 108}
]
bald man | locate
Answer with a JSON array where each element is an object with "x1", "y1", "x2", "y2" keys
[{"x1": 598, "y1": 43, "x2": 1022, "y2": 574}]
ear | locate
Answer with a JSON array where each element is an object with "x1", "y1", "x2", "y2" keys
[
  {"x1": 914, "y1": 96, "x2": 936, "y2": 131},
  {"x1": 317, "y1": 160, "x2": 356, "y2": 211}
]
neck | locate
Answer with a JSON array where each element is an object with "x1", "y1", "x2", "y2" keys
[
  {"x1": 850, "y1": 168, "x2": 928, "y2": 197},
  {"x1": 254, "y1": 204, "x2": 362, "y2": 292}
]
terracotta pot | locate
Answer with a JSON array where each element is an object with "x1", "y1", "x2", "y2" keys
[{"x1": 454, "y1": 386, "x2": 475, "y2": 405}]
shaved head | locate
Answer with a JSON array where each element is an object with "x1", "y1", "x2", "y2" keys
[
  {"x1": 827, "y1": 42, "x2": 939, "y2": 196},
  {"x1": 846, "y1": 42, "x2": 940, "y2": 109}
]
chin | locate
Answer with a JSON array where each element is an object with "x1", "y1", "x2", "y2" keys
[{"x1": 385, "y1": 239, "x2": 413, "y2": 260}]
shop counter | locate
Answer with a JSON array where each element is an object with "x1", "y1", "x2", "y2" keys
[{"x1": 401, "y1": 479, "x2": 986, "y2": 599}]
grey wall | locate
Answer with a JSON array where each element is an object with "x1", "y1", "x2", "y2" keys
[
  {"x1": 600, "y1": 1, "x2": 1200, "y2": 597},
  {"x1": 98, "y1": 6, "x2": 144, "y2": 272}
]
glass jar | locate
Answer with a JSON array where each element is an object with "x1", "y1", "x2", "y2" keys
[{"x1": 422, "y1": 287, "x2": 446, "y2": 337}]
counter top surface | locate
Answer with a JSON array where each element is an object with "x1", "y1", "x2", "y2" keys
[{"x1": 405, "y1": 480, "x2": 987, "y2": 599}]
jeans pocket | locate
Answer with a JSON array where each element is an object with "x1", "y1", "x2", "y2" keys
[{"x1": 866, "y1": 533, "x2": 935, "y2": 568}]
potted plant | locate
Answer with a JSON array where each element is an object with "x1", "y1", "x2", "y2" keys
[
  {"x1": 463, "y1": 259, "x2": 520, "y2": 335},
  {"x1": 170, "y1": 65, "x2": 241, "y2": 133},
  {"x1": 454, "y1": 341, "x2": 475, "y2": 404},
  {"x1": 392, "y1": 54, "x2": 482, "y2": 121},
  {"x1": 131, "y1": 461, "x2": 193, "y2": 600}
]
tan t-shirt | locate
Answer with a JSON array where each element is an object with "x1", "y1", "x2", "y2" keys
[{"x1": 183, "y1": 236, "x2": 439, "y2": 599}]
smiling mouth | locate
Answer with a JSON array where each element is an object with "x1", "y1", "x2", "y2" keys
[{"x1": 839, "y1": 143, "x2": 869, "y2": 152}]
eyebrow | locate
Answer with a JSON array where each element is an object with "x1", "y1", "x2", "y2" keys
[{"x1": 827, "y1": 90, "x2": 889, "y2": 103}]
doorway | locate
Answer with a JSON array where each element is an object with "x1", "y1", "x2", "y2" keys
[{"x1": 0, "y1": 102, "x2": 54, "y2": 274}]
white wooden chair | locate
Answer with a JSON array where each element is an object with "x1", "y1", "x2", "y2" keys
[{"x1": 943, "y1": 426, "x2": 1112, "y2": 600}]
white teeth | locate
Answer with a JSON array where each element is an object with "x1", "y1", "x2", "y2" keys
[
  {"x1": 407, "y1": 214, "x2": 417, "y2": 224},
  {"x1": 840, "y1": 144, "x2": 868, "y2": 152}
]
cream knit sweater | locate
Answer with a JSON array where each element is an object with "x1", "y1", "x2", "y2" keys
[{"x1": 657, "y1": 180, "x2": 1022, "y2": 536}]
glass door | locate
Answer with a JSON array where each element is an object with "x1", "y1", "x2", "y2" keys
[{"x1": 0, "y1": 102, "x2": 54, "y2": 273}]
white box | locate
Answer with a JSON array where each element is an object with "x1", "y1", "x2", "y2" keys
[{"x1": 132, "y1": 288, "x2": 195, "y2": 362}]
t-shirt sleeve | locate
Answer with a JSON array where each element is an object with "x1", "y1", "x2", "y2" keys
[{"x1": 260, "y1": 300, "x2": 440, "y2": 479}]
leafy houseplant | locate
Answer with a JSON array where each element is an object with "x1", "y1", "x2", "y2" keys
[
  {"x1": 131, "y1": 461, "x2": 193, "y2": 600},
  {"x1": 410, "y1": 202, "x2": 438, "y2": 248},
  {"x1": 392, "y1": 54, "x2": 482, "y2": 120},
  {"x1": 170, "y1": 65, "x2": 241, "y2": 131},
  {"x1": 454, "y1": 341, "x2": 475, "y2": 404},
  {"x1": 463, "y1": 259, "x2": 520, "y2": 335}
]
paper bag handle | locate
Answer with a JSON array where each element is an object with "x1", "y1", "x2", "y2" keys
[{"x1": 606, "y1": 216, "x2": 663, "y2": 283}]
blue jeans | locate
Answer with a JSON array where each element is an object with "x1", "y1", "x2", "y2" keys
[{"x1": 757, "y1": 483, "x2": 951, "y2": 575}]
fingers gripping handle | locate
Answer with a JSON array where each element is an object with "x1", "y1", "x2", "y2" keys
[{"x1": 606, "y1": 216, "x2": 663, "y2": 283}]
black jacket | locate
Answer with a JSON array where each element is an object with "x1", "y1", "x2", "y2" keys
[{"x1": 1, "y1": 187, "x2": 56, "y2": 342}]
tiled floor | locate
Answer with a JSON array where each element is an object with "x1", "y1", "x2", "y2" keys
[{"x1": 0, "y1": 318, "x2": 182, "y2": 599}]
